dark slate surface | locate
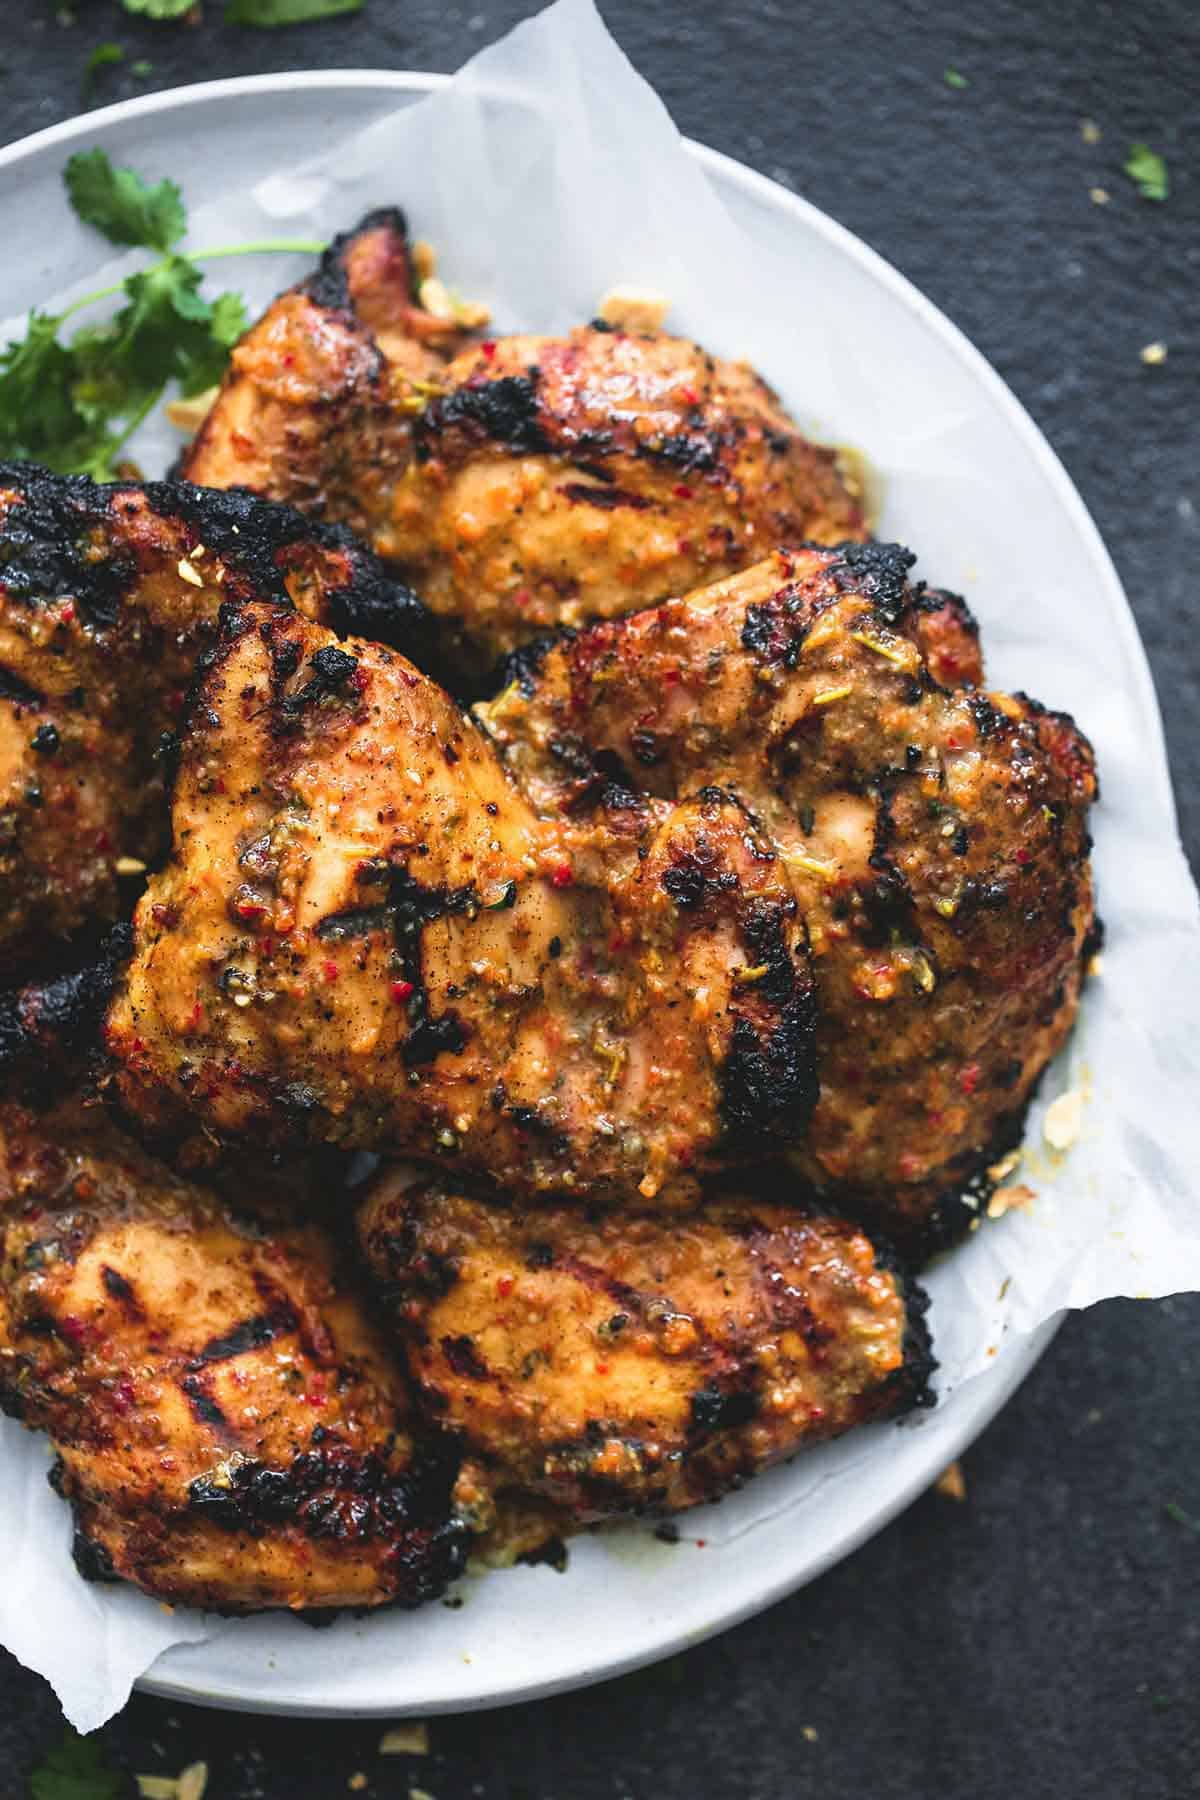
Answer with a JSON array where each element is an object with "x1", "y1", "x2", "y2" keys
[{"x1": 2, "y1": 2, "x2": 1198, "y2": 1795}]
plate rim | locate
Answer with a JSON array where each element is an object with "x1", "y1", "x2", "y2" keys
[{"x1": 0, "y1": 65, "x2": 1157, "y2": 1719}]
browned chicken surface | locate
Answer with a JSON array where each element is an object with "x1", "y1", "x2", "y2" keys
[
  {"x1": 0, "y1": 1095, "x2": 470, "y2": 1612},
  {"x1": 183, "y1": 214, "x2": 867, "y2": 676},
  {"x1": 0, "y1": 464, "x2": 424, "y2": 969},
  {"x1": 183, "y1": 210, "x2": 468, "y2": 550},
  {"x1": 106, "y1": 600, "x2": 817, "y2": 1207},
  {"x1": 358, "y1": 1170, "x2": 931, "y2": 1518},
  {"x1": 479, "y1": 544, "x2": 1098, "y2": 1248},
  {"x1": 384, "y1": 326, "x2": 867, "y2": 671}
]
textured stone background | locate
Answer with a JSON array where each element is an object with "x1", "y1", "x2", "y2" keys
[{"x1": 1, "y1": 2, "x2": 1198, "y2": 1795}]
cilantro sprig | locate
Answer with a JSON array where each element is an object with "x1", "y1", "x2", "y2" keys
[
  {"x1": 1124, "y1": 141, "x2": 1169, "y2": 202},
  {"x1": 0, "y1": 149, "x2": 324, "y2": 480},
  {"x1": 28, "y1": 1726, "x2": 126, "y2": 1800}
]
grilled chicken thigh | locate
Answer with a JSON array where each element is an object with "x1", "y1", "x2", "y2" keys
[
  {"x1": 107, "y1": 600, "x2": 816, "y2": 1206},
  {"x1": 479, "y1": 544, "x2": 1097, "y2": 1248},
  {"x1": 183, "y1": 210, "x2": 468, "y2": 549},
  {"x1": 0, "y1": 1095, "x2": 469, "y2": 1612},
  {"x1": 383, "y1": 326, "x2": 867, "y2": 671},
  {"x1": 0, "y1": 464, "x2": 424, "y2": 968},
  {"x1": 182, "y1": 213, "x2": 866, "y2": 676},
  {"x1": 358, "y1": 1169, "x2": 931, "y2": 1518}
]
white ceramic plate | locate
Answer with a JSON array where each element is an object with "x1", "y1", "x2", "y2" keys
[{"x1": 0, "y1": 69, "x2": 1139, "y2": 1718}]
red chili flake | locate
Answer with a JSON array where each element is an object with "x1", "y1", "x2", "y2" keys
[
  {"x1": 607, "y1": 930, "x2": 629, "y2": 954},
  {"x1": 595, "y1": 1362, "x2": 609, "y2": 1376},
  {"x1": 676, "y1": 538, "x2": 693, "y2": 555},
  {"x1": 496, "y1": 1274, "x2": 515, "y2": 1298},
  {"x1": 1015, "y1": 847, "x2": 1032, "y2": 865},
  {"x1": 946, "y1": 734, "x2": 962, "y2": 751},
  {"x1": 352, "y1": 668, "x2": 369, "y2": 692},
  {"x1": 681, "y1": 386, "x2": 700, "y2": 406},
  {"x1": 323, "y1": 960, "x2": 339, "y2": 983},
  {"x1": 305, "y1": 1391, "x2": 328, "y2": 1409},
  {"x1": 695, "y1": 1538, "x2": 707, "y2": 1548},
  {"x1": 481, "y1": 340, "x2": 497, "y2": 360},
  {"x1": 513, "y1": 588, "x2": 531, "y2": 610},
  {"x1": 59, "y1": 601, "x2": 75, "y2": 623},
  {"x1": 673, "y1": 483, "x2": 693, "y2": 499},
  {"x1": 261, "y1": 936, "x2": 275, "y2": 959},
  {"x1": 95, "y1": 830, "x2": 111, "y2": 853},
  {"x1": 234, "y1": 899, "x2": 267, "y2": 923},
  {"x1": 188, "y1": 1002, "x2": 204, "y2": 1029},
  {"x1": 959, "y1": 1063, "x2": 980, "y2": 1096},
  {"x1": 550, "y1": 861, "x2": 573, "y2": 888},
  {"x1": 391, "y1": 979, "x2": 414, "y2": 1003},
  {"x1": 110, "y1": 1379, "x2": 135, "y2": 1415}
]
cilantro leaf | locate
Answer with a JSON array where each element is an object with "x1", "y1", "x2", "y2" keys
[
  {"x1": 943, "y1": 66, "x2": 969, "y2": 89},
  {"x1": 0, "y1": 311, "x2": 97, "y2": 470},
  {"x1": 226, "y1": 0, "x2": 364, "y2": 24},
  {"x1": 28, "y1": 1726, "x2": 126, "y2": 1800},
  {"x1": 82, "y1": 43, "x2": 124, "y2": 102},
  {"x1": 177, "y1": 290, "x2": 249, "y2": 393},
  {"x1": 122, "y1": 0, "x2": 197, "y2": 13},
  {"x1": 65, "y1": 149, "x2": 186, "y2": 252},
  {"x1": 1124, "y1": 141, "x2": 1169, "y2": 202}
]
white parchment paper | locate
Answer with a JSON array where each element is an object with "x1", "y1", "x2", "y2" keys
[{"x1": 2, "y1": 0, "x2": 1199, "y2": 1730}]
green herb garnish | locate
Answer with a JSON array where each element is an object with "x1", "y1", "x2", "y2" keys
[
  {"x1": 121, "y1": 0, "x2": 197, "y2": 17},
  {"x1": 0, "y1": 149, "x2": 325, "y2": 480},
  {"x1": 82, "y1": 43, "x2": 124, "y2": 102},
  {"x1": 1124, "y1": 141, "x2": 1168, "y2": 202},
  {"x1": 943, "y1": 66, "x2": 969, "y2": 89},
  {"x1": 28, "y1": 1727, "x2": 126, "y2": 1800},
  {"x1": 226, "y1": 0, "x2": 364, "y2": 23},
  {"x1": 1165, "y1": 1499, "x2": 1200, "y2": 1532}
]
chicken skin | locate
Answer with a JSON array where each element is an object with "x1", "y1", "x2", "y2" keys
[
  {"x1": 0, "y1": 1096, "x2": 470, "y2": 1611},
  {"x1": 106, "y1": 600, "x2": 817, "y2": 1207},
  {"x1": 0, "y1": 463, "x2": 425, "y2": 968},
  {"x1": 358, "y1": 1169, "x2": 931, "y2": 1519},
  {"x1": 478, "y1": 544, "x2": 1098, "y2": 1249},
  {"x1": 183, "y1": 213, "x2": 867, "y2": 677},
  {"x1": 183, "y1": 209, "x2": 468, "y2": 552}
]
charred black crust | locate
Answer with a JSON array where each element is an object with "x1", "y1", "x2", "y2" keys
[
  {"x1": 722, "y1": 899, "x2": 820, "y2": 1143},
  {"x1": 0, "y1": 462, "x2": 430, "y2": 659},
  {"x1": 0, "y1": 666, "x2": 45, "y2": 708},
  {"x1": 830, "y1": 539, "x2": 917, "y2": 623},
  {"x1": 316, "y1": 523, "x2": 429, "y2": 654},
  {"x1": 302, "y1": 206, "x2": 414, "y2": 312},
  {"x1": 0, "y1": 922, "x2": 132, "y2": 1087},
  {"x1": 187, "y1": 1434, "x2": 468, "y2": 1607},
  {"x1": 916, "y1": 585, "x2": 979, "y2": 636},
  {"x1": 70, "y1": 1521, "x2": 119, "y2": 1584},
  {"x1": 689, "y1": 1383, "x2": 758, "y2": 1437},
  {"x1": 417, "y1": 374, "x2": 549, "y2": 459},
  {"x1": 495, "y1": 629, "x2": 566, "y2": 700},
  {"x1": 187, "y1": 1304, "x2": 299, "y2": 1369}
]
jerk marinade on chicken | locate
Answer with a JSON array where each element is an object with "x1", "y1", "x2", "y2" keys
[{"x1": 0, "y1": 197, "x2": 1099, "y2": 1614}]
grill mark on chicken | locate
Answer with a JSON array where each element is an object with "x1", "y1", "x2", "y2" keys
[
  {"x1": 477, "y1": 545, "x2": 1097, "y2": 1253},
  {"x1": 0, "y1": 1095, "x2": 475, "y2": 1612},
  {"x1": 181, "y1": 227, "x2": 866, "y2": 674},
  {"x1": 107, "y1": 601, "x2": 819, "y2": 1206},
  {"x1": 188, "y1": 1303, "x2": 300, "y2": 1368},
  {"x1": 359, "y1": 1172, "x2": 933, "y2": 1519},
  {"x1": 0, "y1": 465, "x2": 430, "y2": 968}
]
